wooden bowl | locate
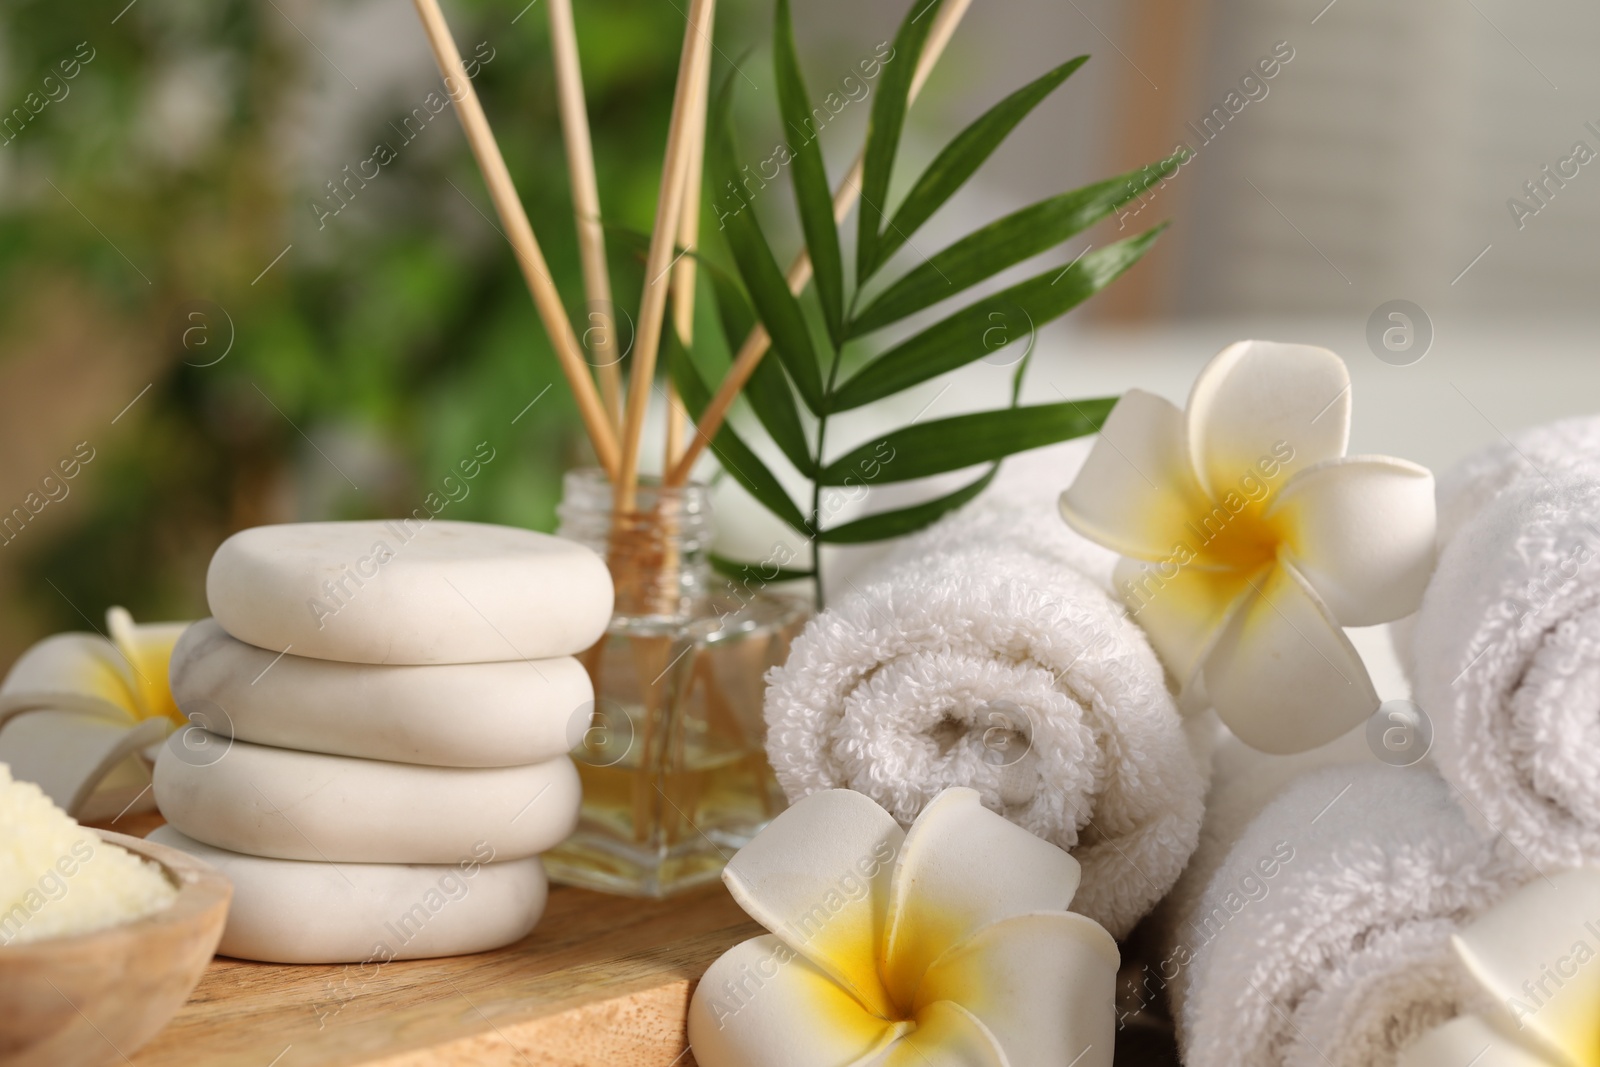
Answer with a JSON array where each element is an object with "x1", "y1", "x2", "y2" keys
[{"x1": 0, "y1": 829, "x2": 231, "y2": 1067}]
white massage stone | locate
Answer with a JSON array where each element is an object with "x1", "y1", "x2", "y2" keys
[
  {"x1": 206, "y1": 520, "x2": 613, "y2": 665},
  {"x1": 147, "y1": 826, "x2": 548, "y2": 963},
  {"x1": 152, "y1": 732, "x2": 581, "y2": 863},
  {"x1": 169, "y1": 619, "x2": 593, "y2": 767}
]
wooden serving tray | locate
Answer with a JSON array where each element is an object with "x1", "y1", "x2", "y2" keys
[{"x1": 105, "y1": 815, "x2": 756, "y2": 1067}]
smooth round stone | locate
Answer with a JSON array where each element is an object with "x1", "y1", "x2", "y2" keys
[
  {"x1": 207, "y1": 520, "x2": 613, "y2": 665},
  {"x1": 152, "y1": 732, "x2": 580, "y2": 863},
  {"x1": 169, "y1": 619, "x2": 594, "y2": 767},
  {"x1": 147, "y1": 826, "x2": 548, "y2": 964}
]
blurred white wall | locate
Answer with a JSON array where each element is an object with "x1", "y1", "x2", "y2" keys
[
  {"x1": 1169, "y1": 0, "x2": 1600, "y2": 319},
  {"x1": 795, "y1": 0, "x2": 1600, "y2": 320}
]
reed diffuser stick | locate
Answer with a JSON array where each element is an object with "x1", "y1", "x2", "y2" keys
[
  {"x1": 664, "y1": 43, "x2": 711, "y2": 470},
  {"x1": 614, "y1": 0, "x2": 717, "y2": 511},
  {"x1": 663, "y1": 0, "x2": 973, "y2": 486},
  {"x1": 548, "y1": 0, "x2": 623, "y2": 431},
  {"x1": 664, "y1": 370, "x2": 688, "y2": 470},
  {"x1": 411, "y1": 0, "x2": 620, "y2": 476}
]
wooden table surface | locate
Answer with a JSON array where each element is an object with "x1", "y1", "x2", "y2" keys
[
  {"x1": 104, "y1": 814, "x2": 758, "y2": 1067},
  {"x1": 98, "y1": 814, "x2": 1181, "y2": 1067}
]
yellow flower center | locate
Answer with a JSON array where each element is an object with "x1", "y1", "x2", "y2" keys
[
  {"x1": 1190, "y1": 498, "x2": 1282, "y2": 574},
  {"x1": 106, "y1": 608, "x2": 186, "y2": 725}
]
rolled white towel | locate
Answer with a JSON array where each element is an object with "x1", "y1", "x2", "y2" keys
[
  {"x1": 1392, "y1": 415, "x2": 1600, "y2": 664},
  {"x1": 1152, "y1": 735, "x2": 1520, "y2": 1067},
  {"x1": 1434, "y1": 414, "x2": 1600, "y2": 548},
  {"x1": 763, "y1": 485, "x2": 1204, "y2": 939},
  {"x1": 1410, "y1": 468, "x2": 1600, "y2": 872}
]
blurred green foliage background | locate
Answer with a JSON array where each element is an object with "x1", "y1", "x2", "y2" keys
[{"x1": 0, "y1": 0, "x2": 766, "y2": 657}]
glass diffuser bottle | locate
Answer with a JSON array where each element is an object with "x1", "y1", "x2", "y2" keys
[{"x1": 543, "y1": 468, "x2": 807, "y2": 897}]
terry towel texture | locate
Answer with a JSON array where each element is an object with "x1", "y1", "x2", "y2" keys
[
  {"x1": 1432, "y1": 413, "x2": 1600, "y2": 548},
  {"x1": 1410, "y1": 461, "x2": 1600, "y2": 873},
  {"x1": 1153, "y1": 735, "x2": 1520, "y2": 1067},
  {"x1": 763, "y1": 453, "x2": 1205, "y2": 939}
]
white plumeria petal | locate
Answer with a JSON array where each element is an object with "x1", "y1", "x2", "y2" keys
[
  {"x1": 1202, "y1": 557, "x2": 1378, "y2": 754},
  {"x1": 687, "y1": 934, "x2": 906, "y2": 1067},
  {"x1": 916, "y1": 913, "x2": 1118, "y2": 1067},
  {"x1": 881, "y1": 789, "x2": 1082, "y2": 1006},
  {"x1": 1270, "y1": 457, "x2": 1437, "y2": 625},
  {"x1": 1452, "y1": 869, "x2": 1600, "y2": 1067},
  {"x1": 721, "y1": 789, "x2": 903, "y2": 1018},
  {"x1": 0, "y1": 711, "x2": 168, "y2": 817},
  {"x1": 1184, "y1": 340, "x2": 1351, "y2": 500},
  {"x1": 1060, "y1": 390, "x2": 1213, "y2": 561},
  {"x1": 1398, "y1": 1015, "x2": 1556, "y2": 1067},
  {"x1": 0, "y1": 633, "x2": 141, "y2": 727},
  {"x1": 105, "y1": 607, "x2": 189, "y2": 723},
  {"x1": 874, "y1": 1001, "x2": 1006, "y2": 1067},
  {"x1": 1113, "y1": 554, "x2": 1257, "y2": 692}
]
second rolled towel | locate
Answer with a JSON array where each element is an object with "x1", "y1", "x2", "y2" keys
[
  {"x1": 1153, "y1": 738, "x2": 1523, "y2": 1067},
  {"x1": 764, "y1": 494, "x2": 1205, "y2": 939},
  {"x1": 1411, "y1": 465, "x2": 1600, "y2": 872}
]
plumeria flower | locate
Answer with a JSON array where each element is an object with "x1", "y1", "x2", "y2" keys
[
  {"x1": 688, "y1": 787, "x2": 1118, "y2": 1067},
  {"x1": 1401, "y1": 868, "x2": 1600, "y2": 1067},
  {"x1": 1060, "y1": 340, "x2": 1436, "y2": 754},
  {"x1": 0, "y1": 607, "x2": 189, "y2": 816}
]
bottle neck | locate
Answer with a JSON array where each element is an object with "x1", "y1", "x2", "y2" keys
[{"x1": 556, "y1": 468, "x2": 713, "y2": 620}]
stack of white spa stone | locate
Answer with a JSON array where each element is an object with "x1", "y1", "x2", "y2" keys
[{"x1": 148, "y1": 520, "x2": 613, "y2": 964}]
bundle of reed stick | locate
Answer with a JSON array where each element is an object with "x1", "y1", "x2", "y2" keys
[{"x1": 409, "y1": 0, "x2": 970, "y2": 516}]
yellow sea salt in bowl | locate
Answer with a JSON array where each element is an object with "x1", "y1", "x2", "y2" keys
[
  {"x1": 0, "y1": 764, "x2": 232, "y2": 1067},
  {"x1": 2, "y1": 766, "x2": 178, "y2": 945}
]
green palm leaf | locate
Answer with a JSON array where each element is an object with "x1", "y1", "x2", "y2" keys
[
  {"x1": 669, "y1": 334, "x2": 808, "y2": 532},
  {"x1": 831, "y1": 225, "x2": 1163, "y2": 411},
  {"x1": 774, "y1": 0, "x2": 845, "y2": 345},
  {"x1": 856, "y1": 0, "x2": 946, "y2": 281},
  {"x1": 871, "y1": 55, "x2": 1088, "y2": 270},
  {"x1": 817, "y1": 398, "x2": 1114, "y2": 485},
  {"x1": 850, "y1": 156, "x2": 1180, "y2": 337}
]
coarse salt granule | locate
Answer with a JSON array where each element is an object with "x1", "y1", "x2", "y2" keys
[{"x1": 0, "y1": 762, "x2": 177, "y2": 946}]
